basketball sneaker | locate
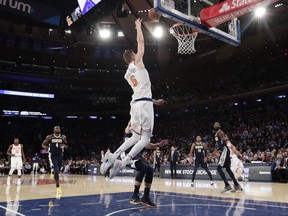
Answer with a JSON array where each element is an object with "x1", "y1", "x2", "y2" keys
[
  {"x1": 221, "y1": 185, "x2": 232, "y2": 193},
  {"x1": 230, "y1": 184, "x2": 243, "y2": 193},
  {"x1": 141, "y1": 197, "x2": 157, "y2": 207},
  {"x1": 109, "y1": 160, "x2": 123, "y2": 179},
  {"x1": 210, "y1": 181, "x2": 214, "y2": 186},
  {"x1": 100, "y1": 153, "x2": 116, "y2": 175},
  {"x1": 130, "y1": 194, "x2": 141, "y2": 205},
  {"x1": 191, "y1": 182, "x2": 194, "y2": 187},
  {"x1": 56, "y1": 186, "x2": 62, "y2": 194}
]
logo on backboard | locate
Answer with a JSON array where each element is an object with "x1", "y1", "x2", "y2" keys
[{"x1": 219, "y1": 3, "x2": 231, "y2": 13}]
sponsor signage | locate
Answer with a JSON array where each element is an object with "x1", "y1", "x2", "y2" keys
[
  {"x1": 0, "y1": 0, "x2": 60, "y2": 26},
  {"x1": 200, "y1": 0, "x2": 279, "y2": 27},
  {"x1": 88, "y1": 164, "x2": 272, "y2": 181}
]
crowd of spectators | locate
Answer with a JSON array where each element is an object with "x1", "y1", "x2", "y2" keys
[{"x1": 0, "y1": 97, "x2": 287, "y2": 182}]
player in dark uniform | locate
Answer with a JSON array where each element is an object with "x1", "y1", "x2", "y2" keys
[
  {"x1": 213, "y1": 122, "x2": 242, "y2": 193},
  {"x1": 189, "y1": 135, "x2": 214, "y2": 187},
  {"x1": 42, "y1": 126, "x2": 67, "y2": 195},
  {"x1": 153, "y1": 147, "x2": 162, "y2": 178},
  {"x1": 114, "y1": 121, "x2": 168, "y2": 207}
]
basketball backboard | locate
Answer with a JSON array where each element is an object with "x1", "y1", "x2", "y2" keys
[{"x1": 154, "y1": 0, "x2": 241, "y2": 46}]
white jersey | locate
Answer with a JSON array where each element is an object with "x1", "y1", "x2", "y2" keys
[
  {"x1": 226, "y1": 141, "x2": 235, "y2": 156},
  {"x1": 10, "y1": 144, "x2": 23, "y2": 169},
  {"x1": 124, "y1": 62, "x2": 152, "y2": 100},
  {"x1": 227, "y1": 141, "x2": 244, "y2": 179},
  {"x1": 11, "y1": 144, "x2": 22, "y2": 157}
]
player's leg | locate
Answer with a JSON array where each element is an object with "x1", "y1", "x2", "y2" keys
[
  {"x1": 141, "y1": 162, "x2": 156, "y2": 207},
  {"x1": 7, "y1": 159, "x2": 16, "y2": 185},
  {"x1": 51, "y1": 157, "x2": 61, "y2": 193},
  {"x1": 49, "y1": 153, "x2": 55, "y2": 180},
  {"x1": 191, "y1": 159, "x2": 200, "y2": 186},
  {"x1": 225, "y1": 160, "x2": 242, "y2": 192},
  {"x1": 156, "y1": 163, "x2": 160, "y2": 178},
  {"x1": 35, "y1": 163, "x2": 39, "y2": 174},
  {"x1": 100, "y1": 134, "x2": 141, "y2": 175},
  {"x1": 201, "y1": 160, "x2": 214, "y2": 185},
  {"x1": 217, "y1": 163, "x2": 232, "y2": 192},
  {"x1": 130, "y1": 160, "x2": 146, "y2": 205},
  {"x1": 16, "y1": 159, "x2": 22, "y2": 186},
  {"x1": 109, "y1": 131, "x2": 152, "y2": 179}
]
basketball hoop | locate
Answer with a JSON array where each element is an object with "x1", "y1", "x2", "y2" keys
[{"x1": 170, "y1": 23, "x2": 199, "y2": 54}]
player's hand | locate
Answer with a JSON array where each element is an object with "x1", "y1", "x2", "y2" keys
[
  {"x1": 135, "y1": 18, "x2": 142, "y2": 29},
  {"x1": 11, "y1": 154, "x2": 15, "y2": 157},
  {"x1": 189, "y1": 156, "x2": 193, "y2": 163},
  {"x1": 204, "y1": 157, "x2": 208, "y2": 163},
  {"x1": 60, "y1": 144, "x2": 67, "y2": 149},
  {"x1": 153, "y1": 99, "x2": 165, "y2": 106},
  {"x1": 159, "y1": 139, "x2": 169, "y2": 147}
]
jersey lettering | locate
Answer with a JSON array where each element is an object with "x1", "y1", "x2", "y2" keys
[{"x1": 130, "y1": 75, "x2": 138, "y2": 87}]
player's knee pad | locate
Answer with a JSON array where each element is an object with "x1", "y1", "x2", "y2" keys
[
  {"x1": 17, "y1": 169, "x2": 21, "y2": 176},
  {"x1": 144, "y1": 166, "x2": 153, "y2": 184}
]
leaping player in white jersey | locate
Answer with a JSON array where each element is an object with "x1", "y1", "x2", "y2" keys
[
  {"x1": 225, "y1": 135, "x2": 245, "y2": 180},
  {"x1": 6, "y1": 138, "x2": 25, "y2": 186},
  {"x1": 101, "y1": 18, "x2": 164, "y2": 179}
]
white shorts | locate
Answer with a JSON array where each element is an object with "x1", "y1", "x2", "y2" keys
[
  {"x1": 231, "y1": 155, "x2": 244, "y2": 179},
  {"x1": 130, "y1": 100, "x2": 154, "y2": 136},
  {"x1": 11, "y1": 157, "x2": 23, "y2": 169}
]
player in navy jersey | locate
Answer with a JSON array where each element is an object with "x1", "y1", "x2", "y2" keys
[
  {"x1": 213, "y1": 122, "x2": 242, "y2": 193},
  {"x1": 153, "y1": 147, "x2": 162, "y2": 178},
  {"x1": 189, "y1": 135, "x2": 214, "y2": 187},
  {"x1": 119, "y1": 121, "x2": 168, "y2": 207},
  {"x1": 42, "y1": 126, "x2": 67, "y2": 195}
]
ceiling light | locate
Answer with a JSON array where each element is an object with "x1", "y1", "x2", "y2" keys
[
  {"x1": 153, "y1": 26, "x2": 163, "y2": 38},
  {"x1": 254, "y1": 7, "x2": 266, "y2": 18},
  {"x1": 118, "y1": 31, "x2": 124, "y2": 37},
  {"x1": 99, "y1": 29, "x2": 111, "y2": 39}
]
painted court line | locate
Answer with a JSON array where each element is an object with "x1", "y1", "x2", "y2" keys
[
  {"x1": 156, "y1": 192, "x2": 288, "y2": 209},
  {"x1": 105, "y1": 203, "x2": 256, "y2": 216},
  {"x1": 0, "y1": 205, "x2": 26, "y2": 216}
]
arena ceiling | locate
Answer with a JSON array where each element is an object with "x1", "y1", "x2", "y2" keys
[
  {"x1": 0, "y1": 0, "x2": 287, "y2": 63},
  {"x1": 34, "y1": 0, "x2": 288, "y2": 49}
]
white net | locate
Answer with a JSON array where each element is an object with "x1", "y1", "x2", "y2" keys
[{"x1": 170, "y1": 23, "x2": 198, "y2": 54}]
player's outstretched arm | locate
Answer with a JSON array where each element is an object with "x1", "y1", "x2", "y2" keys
[
  {"x1": 134, "y1": 18, "x2": 145, "y2": 68},
  {"x1": 145, "y1": 139, "x2": 169, "y2": 149}
]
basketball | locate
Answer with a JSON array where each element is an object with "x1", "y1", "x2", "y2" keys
[{"x1": 148, "y1": 8, "x2": 161, "y2": 21}]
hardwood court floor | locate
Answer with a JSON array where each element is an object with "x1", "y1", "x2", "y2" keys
[{"x1": 0, "y1": 174, "x2": 287, "y2": 215}]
